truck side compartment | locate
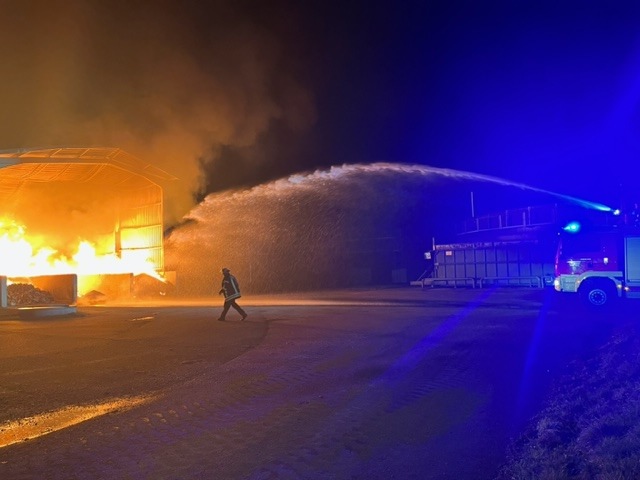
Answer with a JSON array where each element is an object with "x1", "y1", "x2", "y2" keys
[{"x1": 625, "y1": 236, "x2": 640, "y2": 299}]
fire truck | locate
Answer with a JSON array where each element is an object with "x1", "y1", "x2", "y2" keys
[{"x1": 553, "y1": 222, "x2": 640, "y2": 307}]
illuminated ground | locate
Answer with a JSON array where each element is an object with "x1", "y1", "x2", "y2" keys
[{"x1": 0, "y1": 287, "x2": 625, "y2": 479}]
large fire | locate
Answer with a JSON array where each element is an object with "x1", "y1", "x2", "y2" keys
[{"x1": 0, "y1": 218, "x2": 164, "y2": 295}]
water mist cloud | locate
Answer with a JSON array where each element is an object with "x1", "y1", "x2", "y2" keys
[
  {"x1": 0, "y1": 1, "x2": 316, "y2": 224},
  {"x1": 165, "y1": 162, "x2": 615, "y2": 295}
]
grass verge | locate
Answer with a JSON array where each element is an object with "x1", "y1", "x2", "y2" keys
[{"x1": 497, "y1": 320, "x2": 640, "y2": 479}]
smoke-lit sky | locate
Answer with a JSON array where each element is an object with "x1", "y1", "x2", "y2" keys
[{"x1": 3, "y1": 0, "x2": 640, "y2": 222}]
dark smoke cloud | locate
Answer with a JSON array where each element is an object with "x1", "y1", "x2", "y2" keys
[{"x1": 0, "y1": 0, "x2": 316, "y2": 224}]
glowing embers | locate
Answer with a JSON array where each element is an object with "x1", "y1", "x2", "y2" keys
[{"x1": 0, "y1": 217, "x2": 163, "y2": 293}]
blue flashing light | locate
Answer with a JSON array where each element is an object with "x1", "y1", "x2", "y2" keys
[
  {"x1": 613, "y1": 209, "x2": 621, "y2": 216},
  {"x1": 563, "y1": 221, "x2": 581, "y2": 234}
]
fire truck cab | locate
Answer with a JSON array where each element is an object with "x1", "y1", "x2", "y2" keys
[{"x1": 554, "y1": 224, "x2": 640, "y2": 308}]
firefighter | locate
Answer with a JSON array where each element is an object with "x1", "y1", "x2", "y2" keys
[{"x1": 217, "y1": 267, "x2": 248, "y2": 321}]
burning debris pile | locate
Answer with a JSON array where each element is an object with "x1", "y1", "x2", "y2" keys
[
  {"x1": 8, "y1": 283, "x2": 55, "y2": 306},
  {"x1": 78, "y1": 290, "x2": 107, "y2": 306}
]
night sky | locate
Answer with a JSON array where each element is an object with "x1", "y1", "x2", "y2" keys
[{"x1": 2, "y1": 0, "x2": 640, "y2": 221}]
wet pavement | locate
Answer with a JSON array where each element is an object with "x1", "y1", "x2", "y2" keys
[{"x1": 0, "y1": 287, "x2": 623, "y2": 479}]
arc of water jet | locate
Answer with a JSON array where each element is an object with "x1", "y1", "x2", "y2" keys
[
  {"x1": 283, "y1": 162, "x2": 614, "y2": 213},
  {"x1": 201, "y1": 162, "x2": 614, "y2": 214}
]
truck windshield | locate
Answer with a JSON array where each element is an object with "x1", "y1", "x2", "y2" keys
[{"x1": 558, "y1": 233, "x2": 602, "y2": 259}]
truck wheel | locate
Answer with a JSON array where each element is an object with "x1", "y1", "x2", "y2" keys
[{"x1": 580, "y1": 280, "x2": 616, "y2": 308}]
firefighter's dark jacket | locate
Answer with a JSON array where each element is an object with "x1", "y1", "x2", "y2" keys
[{"x1": 220, "y1": 274, "x2": 241, "y2": 301}]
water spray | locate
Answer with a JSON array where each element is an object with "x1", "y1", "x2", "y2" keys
[
  {"x1": 273, "y1": 163, "x2": 614, "y2": 213},
  {"x1": 171, "y1": 161, "x2": 617, "y2": 295}
]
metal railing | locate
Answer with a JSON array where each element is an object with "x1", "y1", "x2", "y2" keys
[
  {"x1": 460, "y1": 203, "x2": 620, "y2": 236},
  {"x1": 460, "y1": 205, "x2": 558, "y2": 235}
]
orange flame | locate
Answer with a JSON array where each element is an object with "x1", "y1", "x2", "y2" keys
[{"x1": 0, "y1": 218, "x2": 164, "y2": 288}]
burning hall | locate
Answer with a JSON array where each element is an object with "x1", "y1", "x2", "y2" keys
[{"x1": 0, "y1": 147, "x2": 176, "y2": 310}]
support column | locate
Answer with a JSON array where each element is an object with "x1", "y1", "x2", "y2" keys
[{"x1": 0, "y1": 276, "x2": 7, "y2": 308}]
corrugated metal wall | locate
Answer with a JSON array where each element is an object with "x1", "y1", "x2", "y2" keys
[
  {"x1": 117, "y1": 184, "x2": 164, "y2": 271},
  {"x1": 433, "y1": 242, "x2": 556, "y2": 287}
]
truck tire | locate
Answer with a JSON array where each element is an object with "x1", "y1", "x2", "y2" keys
[{"x1": 579, "y1": 279, "x2": 617, "y2": 308}]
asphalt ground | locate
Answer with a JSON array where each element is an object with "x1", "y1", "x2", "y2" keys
[{"x1": 0, "y1": 287, "x2": 625, "y2": 479}]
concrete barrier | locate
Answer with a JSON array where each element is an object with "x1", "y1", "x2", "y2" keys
[{"x1": 30, "y1": 274, "x2": 78, "y2": 305}]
